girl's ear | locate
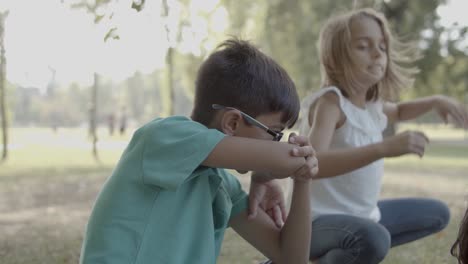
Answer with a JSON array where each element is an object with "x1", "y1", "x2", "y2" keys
[{"x1": 220, "y1": 111, "x2": 242, "y2": 136}]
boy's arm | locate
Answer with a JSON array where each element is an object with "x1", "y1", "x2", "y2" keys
[
  {"x1": 247, "y1": 134, "x2": 317, "y2": 228},
  {"x1": 201, "y1": 136, "x2": 314, "y2": 178},
  {"x1": 384, "y1": 95, "x2": 468, "y2": 128},
  {"x1": 231, "y1": 135, "x2": 316, "y2": 263},
  {"x1": 248, "y1": 175, "x2": 287, "y2": 228},
  {"x1": 230, "y1": 179, "x2": 312, "y2": 264}
]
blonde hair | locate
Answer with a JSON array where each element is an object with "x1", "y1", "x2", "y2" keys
[{"x1": 318, "y1": 8, "x2": 419, "y2": 101}]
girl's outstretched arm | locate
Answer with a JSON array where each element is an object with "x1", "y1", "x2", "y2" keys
[{"x1": 384, "y1": 95, "x2": 468, "y2": 128}]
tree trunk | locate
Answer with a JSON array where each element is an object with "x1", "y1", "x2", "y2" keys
[
  {"x1": 0, "y1": 11, "x2": 9, "y2": 161},
  {"x1": 465, "y1": 87, "x2": 468, "y2": 140},
  {"x1": 167, "y1": 47, "x2": 175, "y2": 116},
  {"x1": 162, "y1": 0, "x2": 175, "y2": 116},
  {"x1": 90, "y1": 73, "x2": 99, "y2": 160}
]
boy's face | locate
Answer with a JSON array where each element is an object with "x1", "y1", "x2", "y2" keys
[
  {"x1": 236, "y1": 112, "x2": 286, "y2": 142},
  {"x1": 234, "y1": 111, "x2": 286, "y2": 174}
]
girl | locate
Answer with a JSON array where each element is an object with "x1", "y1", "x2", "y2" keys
[{"x1": 297, "y1": 8, "x2": 468, "y2": 264}]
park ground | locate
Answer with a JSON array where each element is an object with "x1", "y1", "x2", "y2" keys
[{"x1": 0, "y1": 124, "x2": 467, "y2": 263}]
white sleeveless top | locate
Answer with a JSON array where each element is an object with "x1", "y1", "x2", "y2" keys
[{"x1": 297, "y1": 86, "x2": 388, "y2": 222}]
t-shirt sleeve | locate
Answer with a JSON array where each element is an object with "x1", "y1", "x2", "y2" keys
[
  {"x1": 220, "y1": 170, "x2": 249, "y2": 219},
  {"x1": 141, "y1": 116, "x2": 225, "y2": 190}
]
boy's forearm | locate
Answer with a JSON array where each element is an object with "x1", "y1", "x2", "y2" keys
[
  {"x1": 396, "y1": 96, "x2": 438, "y2": 121},
  {"x1": 278, "y1": 179, "x2": 312, "y2": 264},
  {"x1": 251, "y1": 172, "x2": 281, "y2": 182},
  {"x1": 204, "y1": 137, "x2": 307, "y2": 176}
]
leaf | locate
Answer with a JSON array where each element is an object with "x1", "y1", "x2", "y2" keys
[
  {"x1": 94, "y1": 14, "x2": 105, "y2": 24},
  {"x1": 131, "y1": 0, "x2": 146, "y2": 12},
  {"x1": 104, "y1": 27, "x2": 119, "y2": 42}
]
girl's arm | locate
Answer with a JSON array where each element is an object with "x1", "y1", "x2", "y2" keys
[
  {"x1": 307, "y1": 93, "x2": 386, "y2": 179},
  {"x1": 230, "y1": 179, "x2": 312, "y2": 264},
  {"x1": 202, "y1": 136, "x2": 314, "y2": 178},
  {"x1": 309, "y1": 93, "x2": 429, "y2": 179},
  {"x1": 384, "y1": 95, "x2": 468, "y2": 128}
]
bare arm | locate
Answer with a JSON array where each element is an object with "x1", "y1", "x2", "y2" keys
[
  {"x1": 315, "y1": 145, "x2": 384, "y2": 179},
  {"x1": 307, "y1": 94, "x2": 384, "y2": 178},
  {"x1": 230, "y1": 179, "x2": 312, "y2": 264},
  {"x1": 309, "y1": 94, "x2": 429, "y2": 179},
  {"x1": 202, "y1": 136, "x2": 312, "y2": 178},
  {"x1": 384, "y1": 95, "x2": 468, "y2": 128},
  {"x1": 384, "y1": 97, "x2": 436, "y2": 123}
]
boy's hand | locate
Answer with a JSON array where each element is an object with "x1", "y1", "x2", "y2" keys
[
  {"x1": 289, "y1": 133, "x2": 319, "y2": 180},
  {"x1": 381, "y1": 130, "x2": 429, "y2": 158},
  {"x1": 248, "y1": 176, "x2": 287, "y2": 228},
  {"x1": 433, "y1": 95, "x2": 468, "y2": 129}
]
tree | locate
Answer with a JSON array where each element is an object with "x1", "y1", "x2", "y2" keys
[
  {"x1": 89, "y1": 73, "x2": 99, "y2": 160},
  {"x1": 161, "y1": 0, "x2": 176, "y2": 116},
  {"x1": 0, "y1": 10, "x2": 9, "y2": 161},
  {"x1": 67, "y1": 0, "x2": 128, "y2": 159}
]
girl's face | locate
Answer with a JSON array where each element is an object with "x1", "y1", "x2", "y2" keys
[{"x1": 349, "y1": 15, "x2": 388, "y2": 91}]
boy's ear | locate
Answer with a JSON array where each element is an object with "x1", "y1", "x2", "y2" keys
[{"x1": 220, "y1": 111, "x2": 242, "y2": 136}]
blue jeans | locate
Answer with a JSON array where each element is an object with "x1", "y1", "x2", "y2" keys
[{"x1": 309, "y1": 198, "x2": 450, "y2": 264}]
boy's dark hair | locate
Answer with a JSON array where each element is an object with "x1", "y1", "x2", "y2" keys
[
  {"x1": 191, "y1": 38, "x2": 300, "y2": 128},
  {"x1": 452, "y1": 208, "x2": 468, "y2": 264}
]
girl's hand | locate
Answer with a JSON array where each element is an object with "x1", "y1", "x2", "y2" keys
[
  {"x1": 381, "y1": 130, "x2": 429, "y2": 158},
  {"x1": 289, "y1": 133, "x2": 319, "y2": 180},
  {"x1": 433, "y1": 95, "x2": 468, "y2": 129}
]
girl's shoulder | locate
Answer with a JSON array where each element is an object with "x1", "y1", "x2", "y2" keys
[
  {"x1": 302, "y1": 86, "x2": 344, "y2": 109},
  {"x1": 298, "y1": 87, "x2": 345, "y2": 133},
  {"x1": 302, "y1": 86, "x2": 345, "y2": 116},
  {"x1": 317, "y1": 90, "x2": 341, "y2": 107}
]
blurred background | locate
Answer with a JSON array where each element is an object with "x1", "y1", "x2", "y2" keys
[{"x1": 0, "y1": 0, "x2": 467, "y2": 263}]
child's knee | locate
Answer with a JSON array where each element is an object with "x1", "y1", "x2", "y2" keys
[{"x1": 356, "y1": 223, "x2": 390, "y2": 263}]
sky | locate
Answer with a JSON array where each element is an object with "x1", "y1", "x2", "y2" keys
[{"x1": 0, "y1": 0, "x2": 466, "y2": 92}]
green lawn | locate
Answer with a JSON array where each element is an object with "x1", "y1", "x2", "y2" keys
[{"x1": 0, "y1": 125, "x2": 467, "y2": 264}]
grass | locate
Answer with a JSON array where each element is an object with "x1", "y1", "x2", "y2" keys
[{"x1": 0, "y1": 125, "x2": 467, "y2": 263}]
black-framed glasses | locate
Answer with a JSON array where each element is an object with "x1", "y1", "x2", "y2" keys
[{"x1": 212, "y1": 104, "x2": 284, "y2": 141}]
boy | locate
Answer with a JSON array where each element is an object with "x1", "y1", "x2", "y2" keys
[{"x1": 79, "y1": 38, "x2": 318, "y2": 264}]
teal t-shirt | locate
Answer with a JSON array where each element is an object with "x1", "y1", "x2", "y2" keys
[{"x1": 80, "y1": 116, "x2": 249, "y2": 264}]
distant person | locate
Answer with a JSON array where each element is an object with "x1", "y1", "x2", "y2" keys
[
  {"x1": 294, "y1": 8, "x2": 468, "y2": 263},
  {"x1": 51, "y1": 111, "x2": 59, "y2": 133},
  {"x1": 107, "y1": 113, "x2": 115, "y2": 136},
  {"x1": 80, "y1": 38, "x2": 318, "y2": 264},
  {"x1": 119, "y1": 107, "x2": 127, "y2": 135},
  {"x1": 452, "y1": 207, "x2": 468, "y2": 264}
]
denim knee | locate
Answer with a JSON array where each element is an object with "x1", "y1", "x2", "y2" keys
[
  {"x1": 354, "y1": 223, "x2": 391, "y2": 264},
  {"x1": 432, "y1": 199, "x2": 450, "y2": 232}
]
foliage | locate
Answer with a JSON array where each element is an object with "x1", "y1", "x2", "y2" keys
[{"x1": 7, "y1": 0, "x2": 468, "y2": 127}]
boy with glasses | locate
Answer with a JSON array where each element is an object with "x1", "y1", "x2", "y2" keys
[{"x1": 80, "y1": 38, "x2": 318, "y2": 264}]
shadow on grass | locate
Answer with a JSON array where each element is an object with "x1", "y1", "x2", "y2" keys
[{"x1": 0, "y1": 166, "x2": 114, "y2": 181}]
